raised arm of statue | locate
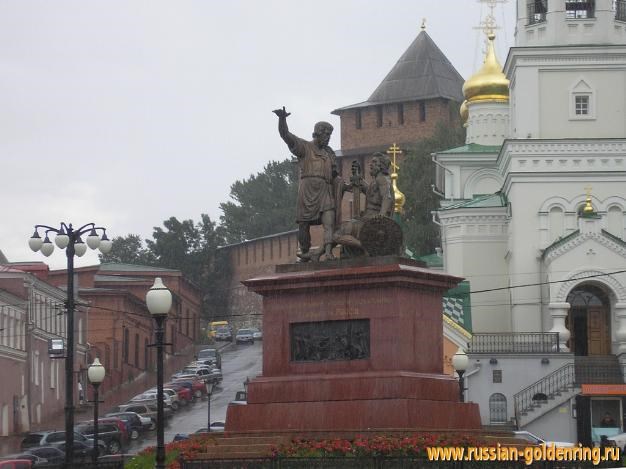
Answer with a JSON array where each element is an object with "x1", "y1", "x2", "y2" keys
[{"x1": 273, "y1": 106, "x2": 297, "y2": 149}]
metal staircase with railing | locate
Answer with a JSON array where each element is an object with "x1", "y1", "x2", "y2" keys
[{"x1": 514, "y1": 355, "x2": 624, "y2": 428}]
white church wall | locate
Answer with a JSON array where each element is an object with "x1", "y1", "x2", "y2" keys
[
  {"x1": 509, "y1": 67, "x2": 539, "y2": 139},
  {"x1": 539, "y1": 70, "x2": 626, "y2": 139},
  {"x1": 466, "y1": 354, "x2": 573, "y2": 425},
  {"x1": 523, "y1": 400, "x2": 578, "y2": 444}
]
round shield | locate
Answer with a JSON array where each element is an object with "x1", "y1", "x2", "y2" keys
[{"x1": 359, "y1": 215, "x2": 403, "y2": 257}]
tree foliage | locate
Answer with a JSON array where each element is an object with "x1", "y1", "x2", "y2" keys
[
  {"x1": 219, "y1": 159, "x2": 298, "y2": 243},
  {"x1": 99, "y1": 234, "x2": 157, "y2": 266},
  {"x1": 398, "y1": 122, "x2": 466, "y2": 256}
]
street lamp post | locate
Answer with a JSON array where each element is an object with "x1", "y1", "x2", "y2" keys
[
  {"x1": 87, "y1": 357, "x2": 106, "y2": 466},
  {"x1": 452, "y1": 347, "x2": 469, "y2": 403},
  {"x1": 146, "y1": 277, "x2": 172, "y2": 469},
  {"x1": 205, "y1": 381, "x2": 214, "y2": 433},
  {"x1": 29, "y1": 223, "x2": 111, "y2": 468}
]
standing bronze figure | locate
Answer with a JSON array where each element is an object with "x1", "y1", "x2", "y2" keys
[{"x1": 273, "y1": 106, "x2": 337, "y2": 261}]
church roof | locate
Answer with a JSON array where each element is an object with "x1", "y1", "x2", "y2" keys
[
  {"x1": 0, "y1": 250, "x2": 7, "y2": 264},
  {"x1": 543, "y1": 229, "x2": 626, "y2": 259},
  {"x1": 440, "y1": 192, "x2": 508, "y2": 210},
  {"x1": 332, "y1": 31, "x2": 464, "y2": 113},
  {"x1": 438, "y1": 143, "x2": 501, "y2": 154}
]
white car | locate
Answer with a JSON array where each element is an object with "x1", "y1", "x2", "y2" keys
[
  {"x1": 146, "y1": 387, "x2": 181, "y2": 409},
  {"x1": 513, "y1": 431, "x2": 575, "y2": 447},
  {"x1": 131, "y1": 392, "x2": 174, "y2": 409},
  {"x1": 606, "y1": 432, "x2": 626, "y2": 451},
  {"x1": 250, "y1": 328, "x2": 263, "y2": 340}
]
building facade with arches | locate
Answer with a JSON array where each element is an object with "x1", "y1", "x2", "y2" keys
[{"x1": 433, "y1": 0, "x2": 626, "y2": 444}]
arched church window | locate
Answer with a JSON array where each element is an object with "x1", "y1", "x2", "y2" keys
[
  {"x1": 489, "y1": 393, "x2": 508, "y2": 424},
  {"x1": 567, "y1": 285, "x2": 609, "y2": 307},
  {"x1": 549, "y1": 206, "x2": 565, "y2": 242},
  {"x1": 607, "y1": 205, "x2": 624, "y2": 239}
]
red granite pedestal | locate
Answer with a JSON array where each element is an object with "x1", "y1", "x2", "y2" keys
[{"x1": 225, "y1": 256, "x2": 481, "y2": 431}]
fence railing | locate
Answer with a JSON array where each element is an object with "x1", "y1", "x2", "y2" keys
[
  {"x1": 513, "y1": 363, "x2": 575, "y2": 421},
  {"x1": 468, "y1": 333, "x2": 560, "y2": 354}
]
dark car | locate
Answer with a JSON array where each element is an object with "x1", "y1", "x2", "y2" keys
[
  {"x1": 104, "y1": 412, "x2": 144, "y2": 440},
  {"x1": 173, "y1": 422, "x2": 225, "y2": 441},
  {"x1": 75, "y1": 422, "x2": 123, "y2": 455},
  {"x1": 20, "y1": 431, "x2": 105, "y2": 454},
  {"x1": 196, "y1": 348, "x2": 221, "y2": 369},
  {"x1": 214, "y1": 326, "x2": 233, "y2": 341},
  {"x1": 56, "y1": 440, "x2": 96, "y2": 463},
  {"x1": 23, "y1": 446, "x2": 65, "y2": 465}
]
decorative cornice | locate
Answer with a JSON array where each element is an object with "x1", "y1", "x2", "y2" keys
[
  {"x1": 556, "y1": 269, "x2": 626, "y2": 303},
  {"x1": 0, "y1": 345, "x2": 27, "y2": 361},
  {"x1": 499, "y1": 140, "x2": 626, "y2": 175},
  {"x1": 438, "y1": 213, "x2": 509, "y2": 225},
  {"x1": 544, "y1": 230, "x2": 626, "y2": 264}
]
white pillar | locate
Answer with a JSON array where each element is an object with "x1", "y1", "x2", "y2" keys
[
  {"x1": 614, "y1": 303, "x2": 626, "y2": 355},
  {"x1": 549, "y1": 302, "x2": 571, "y2": 352}
]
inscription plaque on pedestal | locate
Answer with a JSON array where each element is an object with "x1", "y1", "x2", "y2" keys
[{"x1": 290, "y1": 319, "x2": 370, "y2": 362}]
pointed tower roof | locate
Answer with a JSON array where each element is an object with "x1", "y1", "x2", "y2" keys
[{"x1": 333, "y1": 30, "x2": 464, "y2": 113}]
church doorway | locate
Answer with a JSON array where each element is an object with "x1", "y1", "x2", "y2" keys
[{"x1": 567, "y1": 285, "x2": 611, "y2": 356}]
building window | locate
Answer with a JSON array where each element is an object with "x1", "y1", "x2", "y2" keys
[
  {"x1": 397, "y1": 103, "x2": 404, "y2": 125},
  {"x1": 419, "y1": 102, "x2": 426, "y2": 122},
  {"x1": 566, "y1": 0, "x2": 595, "y2": 18},
  {"x1": 355, "y1": 109, "x2": 362, "y2": 129},
  {"x1": 492, "y1": 370, "x2": 503, "y2": 383},
  {"x1": 144, "y1": 339, "x2": 149, "y2": 370},
  {"x1": 134, "y1": 333, "x2": 139, "y2": 367},
  {"x1": 527, "y1": 0, "x2": 547, "y2": 24},
  {"x1": 607, "y1": 205, "x2": 624, "y2": 239},
  {"x1": 376, "y1": 106, "x2": 383, "y2": 127},
  {"x1": 616, "y1": 0, "x2": 626, "y2": 21},
  {"x1": 489, "y1": 393, "x2": 508, "y2": 424},
  {"x1": 123, "y1": 327, "x2": 129, "y2": 364},
  {"x1": 548, "y1": 206, "x2": 565, "y2": 242},
  {"x1": 575, "y1": 95, "x2": 589, "y2": 115},
  {"x1": 570, "y1": 78, "x2": 595, "y2": 120}
]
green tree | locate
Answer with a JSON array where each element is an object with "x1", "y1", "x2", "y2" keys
[
  {"x1": 98, "y1": 234, "x2": 157, "y2": 265},
  {"x1": 219, "y1": 159, "x2": 298, "y2": 243},
  {"x1": 398, "y1": 122, "x2": 466, "y2": 256}
]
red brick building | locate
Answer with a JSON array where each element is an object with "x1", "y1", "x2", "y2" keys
[
  {"x1": 220, "y1": 29, "x2": 465, "y2": 326},
  {"x1": 46, "y1": 263, "x2": 201, "y2": 406},
  {"x1": 0, "y1": 263, "x2": 89, "y2": 436}
]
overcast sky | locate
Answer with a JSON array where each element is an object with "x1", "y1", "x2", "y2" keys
[{"x1": 1, "y1": 0, "x2": 516, "y2": 269}]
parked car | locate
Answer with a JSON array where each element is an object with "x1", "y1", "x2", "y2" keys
[
  {"x1": 605, "y1": 431, "x2": 626, "y2": 452},
  {"x1": 56, "y1": 440, "x2": 96, "y2": 463},
  {"x1": 116, "y1": 403, "x2": 172, "y2": 429},
  {"x1": 131, "y1": 391, "x2": 174, "y2": 409},
  {"x1": 79, "y1": 417, "x2": 130, "y2": 446},
  {"x1": 75, "y1": 422, "x2": 124, "y2": 455},
  {"x1": 20, "y1": 431, "x2": 105, "y2": 454},
  {"x1": 235, "y1": 328, "x2": 254, "y2": 344},
  {"x1": 142, "y1": 389, "x2": 181, "y2": 410},
  {"x1": 196, "y1": 348, "x2": 221, "y2": 368},
  {"x1": 103, "y1": 412, "x2": 144, "y2": 440},
  {"x1": 0, "y1": 461, "x2": 32, "y2": 469},
  {"x1": 214, "y1": 326, "x2": 233, "y2": 341},
  {"x1": 171, "y1": 377, "x2": 209, "y2": 398},
  {"x1": 164, "y1": 382, "x2": 194, "y2": 405},
  {"x1": 512, "y1": 431, "x2": 574, "y2": 447},
  {"x1": 172, "y1": 422, "x2": 225, "y2": 441},
  {"x1": 249, "y1": 328, "x2": 263, "y2": 340},
  {"x1": 22, "y1": 446, "x2": 65, "y2": 465}
]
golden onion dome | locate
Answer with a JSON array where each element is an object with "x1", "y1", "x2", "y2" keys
[
  {"x1": 460, "y1": 100, "x2": 469, "y2": 127},
  {"x1": 462, "y1": 33, "x2": 509, "y2": 103}
]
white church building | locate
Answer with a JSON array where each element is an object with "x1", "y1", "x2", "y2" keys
[{"x1": 434, "y1": 0, "x2": 626, "y2": 444}]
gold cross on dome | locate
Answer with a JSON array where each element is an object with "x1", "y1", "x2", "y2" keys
[
  {"x1": 475, "y1": 0, "x2": 507, "y2": 36},
  {"x1": 386, "y1": 143, "x2": 402, "y2": 172},
  {"x1": 421, "y1": 18, "x2": 426, "y2": 31},
  {"x1": 585, "y1": 185, "x2": 593, "y2": 198}
]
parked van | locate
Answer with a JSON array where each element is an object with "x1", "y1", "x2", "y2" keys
[{"x1": 208, "y1": 321, "x2": 229, "y2": 339}]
